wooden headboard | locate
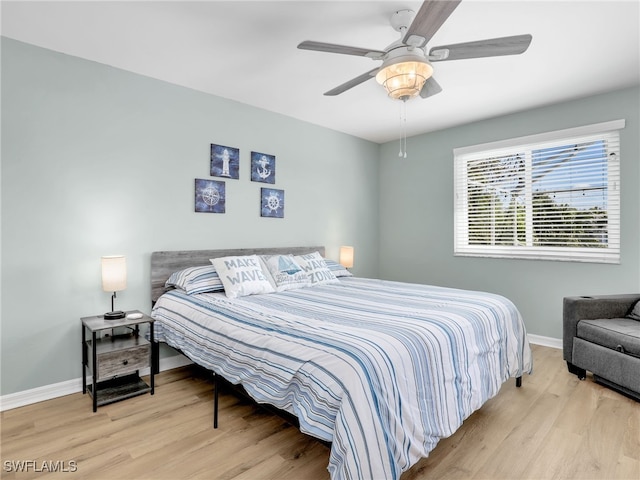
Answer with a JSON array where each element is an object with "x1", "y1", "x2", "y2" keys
[{"x1": 150, "y1": 246, "x2": 325, "y2": 304}]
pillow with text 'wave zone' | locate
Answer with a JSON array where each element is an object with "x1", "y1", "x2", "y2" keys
[
  {"x1": 261, "y1": 254, "x2": 310, "y2": 292},
  {"x1": 210, "y1": 255, "x2": 275, "y2": 299},
  {"x1": 294, "y1": 251, "x2": 340, "y2": 286}
]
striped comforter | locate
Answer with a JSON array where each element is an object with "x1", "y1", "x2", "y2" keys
[{"x1": 151, "y1": 277, "x2": 532, "y2": 479}]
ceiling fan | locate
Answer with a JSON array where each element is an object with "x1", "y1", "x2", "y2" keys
[{"x1": 297, "y1": 0, "x2": 532, "y2": 101}]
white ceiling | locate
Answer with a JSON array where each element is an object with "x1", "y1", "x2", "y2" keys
[{"x1": 2, "y1": 0, "x2": 639, "y2": 144}]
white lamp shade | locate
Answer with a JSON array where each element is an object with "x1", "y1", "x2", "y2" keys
[
  {"x1": 101, "y1": 255, "x2": 127, "y2": 292},
  {"x1": 339, "y1": 246, "x2": 354, "y2": 269}
]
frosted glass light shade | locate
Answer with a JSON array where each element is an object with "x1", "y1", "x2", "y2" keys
[
  {"x1": 375, "y1": 58, "x2": 433, "y2": 100},
  {"x1": 101, "y1": 255, "x2": 127, "y2": 292},
  {"x1": 339, "y1": 246, "x2": 354, "y2": 269}
]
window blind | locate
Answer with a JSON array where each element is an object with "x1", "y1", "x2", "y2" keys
[{"x1": 454, "y1": 120, "x2": 623, "y2": 263}]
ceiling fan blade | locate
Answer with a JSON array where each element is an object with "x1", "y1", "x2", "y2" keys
[
  {"x1": 429, "y1": 34, "x2": 533, "y2": 61},
  {"x1": 298, "y1": 41, "x2": 386, "y2": 59},
  {"x1": 403, "y1": 0, "x2": 461, "y2": 48},
  {"x1": 324, "y1": 68, "x2": 378, "y2": 96},
  {"x1": 420, "y1": 76, "x2": 442, "y2": 98}
]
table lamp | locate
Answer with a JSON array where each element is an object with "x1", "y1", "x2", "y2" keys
[
  {"x1": 339, "y1": 246, "x2": 354, "y2": 269},
  {"x1": 101, "y1": 255, "x2": 127, "y2": 320}
]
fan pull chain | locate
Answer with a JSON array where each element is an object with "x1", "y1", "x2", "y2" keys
[
  {"x1": 403, "y1": 100, "x2": 407, "y2": 158},
  {"x1": 398, "y1": 100, "x2": 403, "y2": 157},
  {"x1": 398, "y1": 99, "x2": 408, "y2": 158}
]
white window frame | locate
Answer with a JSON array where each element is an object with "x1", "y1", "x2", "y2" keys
[{"x1": 454, "y1": 120, "x2": 623, "y2": 264}]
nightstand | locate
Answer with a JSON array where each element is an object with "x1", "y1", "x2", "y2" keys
[{"x1": 81, "y1": 310, "x2": 156, "y2": 412}]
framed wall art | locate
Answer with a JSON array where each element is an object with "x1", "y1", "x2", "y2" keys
[
  {"x1": 195, "y1": 178, "x2": 225, "y2": 213},
  {"x1": 210, "y1": 144, "x2": 239, "y2": 179},
  {"x1": 260, "y1": 188, "x2": 284, "y2": 218},
  {"x1": 251, "y1": 151, "x2": 276, "y2": 184}
]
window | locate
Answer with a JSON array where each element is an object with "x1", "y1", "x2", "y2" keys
[{"x1": 454, "y1": 120, "x2": 623, "y2": 263}]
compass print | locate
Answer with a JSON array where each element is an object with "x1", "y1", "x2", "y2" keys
[
  {"x1": 202, "y1": 186, "x2": 220, "y2": 206},
  {"x1": 260, "y1": 188, "x2": 284, "y2": 218},
  {"x1": 195, "y1": 178, "x2": 225, "y2": 213}
]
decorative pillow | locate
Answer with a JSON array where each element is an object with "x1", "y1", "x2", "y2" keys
[
  {"x1": 324, "y1": 259, "x2": 353, "y2": 278},
  {"x1": 260, "y1": 254, "x2": 310, "y2": 292},
  {"x1": 165, "y1": 265, "x2": 224, "y2": 295},
  {"x1": 627, "y1": 299, "x2": 640, "y2": 321},
  {"x1": 294, "y1": 251, "x2": 340, "y2": 286},
  {"x1": 210, "y1": 255, "x2": 275, "y2": 299}
]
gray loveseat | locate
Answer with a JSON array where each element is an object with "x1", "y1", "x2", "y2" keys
[{"x1": 563, "y1": 294, "x2": 640, "y2": 401}]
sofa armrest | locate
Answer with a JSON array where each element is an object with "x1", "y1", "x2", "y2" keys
[{"x1": 563, "y1": 294, "x2": 640, "y2": 362}]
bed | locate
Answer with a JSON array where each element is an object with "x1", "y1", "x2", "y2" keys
[{"x1": 150, "y1": 247, "x2": 533, "y2": 480}]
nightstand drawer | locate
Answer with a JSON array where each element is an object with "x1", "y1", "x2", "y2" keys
[
  {"x1": 88, "y1": 334, "x2": 151, "y2": 381},
  {"x1": 97, "y1": 344, "x2": 150, "y2": 379}
]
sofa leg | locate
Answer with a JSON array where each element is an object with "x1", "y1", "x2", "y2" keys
[
  {"x1": 567, "y1": 362, "x2": 586, "y2": 380},
  {"x1": 516, "y1": 376, "x2": 522, "y2": 387}
]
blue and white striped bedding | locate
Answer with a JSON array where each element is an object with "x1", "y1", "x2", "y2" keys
[{"x1": 151, "y1": 277, "x2": 532, "y2": 479}]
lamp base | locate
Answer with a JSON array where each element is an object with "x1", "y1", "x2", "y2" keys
[{"x1": 104, "y1": 311, "x2": 126, "y2": 320}]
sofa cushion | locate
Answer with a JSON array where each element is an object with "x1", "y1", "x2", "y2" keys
[
  {"x1": 573, "y1": 338, "x2": 640, "y2": 399},
  {"x1": 577, "y1": 318, "x2": 640, "y2": 358}
]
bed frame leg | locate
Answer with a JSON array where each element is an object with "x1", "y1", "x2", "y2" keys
[
  {"x1": 516, "y1": 376, "x2": 522, "y2": 388},
  {"x1": 213, "y1": 373, "x2": 219, "y2": 429}
]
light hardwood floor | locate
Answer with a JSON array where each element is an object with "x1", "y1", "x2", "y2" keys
[{"x1": 1, "y1": 344, "x2": 638, "y2": 479}]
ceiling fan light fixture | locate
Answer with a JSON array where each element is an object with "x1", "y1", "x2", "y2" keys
[{"x1": 375, "y1": 56, "x2": 433, "y2": 100}]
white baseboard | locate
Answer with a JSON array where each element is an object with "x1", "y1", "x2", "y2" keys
[
  {"x1": 0, "y1": 334, "x2": 562, "y2": 412},
  {"x1": 0, "y1": 354, "x2": 193, "y2": 412},
  {"x1": 528, "y1": 333, "x2": 562, "y2": 350}
]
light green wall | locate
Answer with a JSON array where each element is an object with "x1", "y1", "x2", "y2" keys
[
  {"x1": 379, "y1": 86, "x2": 640, "y2": 339},
  {"x1": 0, "y1": 38, "x2": 379, "y2": 395},
  {"x1": 2, "y1": 36, "x2": 638, "y2": 397}
]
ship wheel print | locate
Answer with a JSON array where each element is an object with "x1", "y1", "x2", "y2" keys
[
  {"x1": 261, "y1": 188, "x2": 284, "y2": 218},
  {"x1": 265, "y1": 191, "x2": 280, "y2": 211}
]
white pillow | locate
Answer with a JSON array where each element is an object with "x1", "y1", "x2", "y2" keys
[
  {"x1": 261, "y1": 254, "x2": 310, "y2": 292},
  {"x1": 324, "y1": 259, "x2": 353, "y2": 278},
  {"x1": 210, "y1": 255, "x2": 275, "y2": 299},
  {"x1": 294, "y1": 251, "x2": 340, "y2": 286},
  {"x1": 165, "y1": 265, "x2": 224, "y2": 294}
]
